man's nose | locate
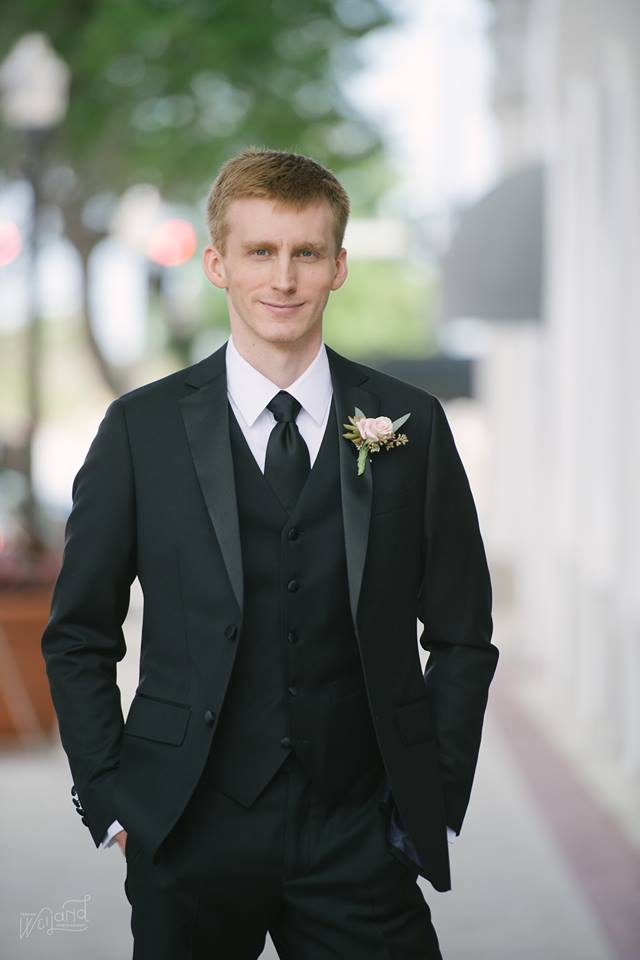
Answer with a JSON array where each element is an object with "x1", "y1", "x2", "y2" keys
[{"x1": 270, "y1": 255, "x2": 296, "y2": 291}]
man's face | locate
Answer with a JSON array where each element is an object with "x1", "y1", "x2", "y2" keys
[{"x1": 202, "y1": 196, "x2": 348, "y2": 347}]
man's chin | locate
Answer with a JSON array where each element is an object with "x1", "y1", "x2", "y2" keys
[{"x1": 255, "y1": 323, "x2": 316, "y2": 345}]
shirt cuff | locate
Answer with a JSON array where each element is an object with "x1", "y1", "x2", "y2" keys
[{"x1": 100, "y1": 819, "x2": 125, "y2": 850}]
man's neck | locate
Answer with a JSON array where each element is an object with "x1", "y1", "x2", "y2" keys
[{"x1": 229, "y1": 328, "x2": 323, "y2": 389}]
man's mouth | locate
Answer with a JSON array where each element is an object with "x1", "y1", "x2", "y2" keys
[{"x1": 260, "y1": 301, "x2": 305, "y2": 313}]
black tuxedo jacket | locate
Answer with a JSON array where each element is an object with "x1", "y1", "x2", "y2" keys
[{"x1": 41, "y1": 340, "x2": 498, "y2": 892}]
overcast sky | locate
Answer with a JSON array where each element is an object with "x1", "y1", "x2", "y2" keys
[{"x1": 349, "y1": 0, "x2": 498, "y2": 216}]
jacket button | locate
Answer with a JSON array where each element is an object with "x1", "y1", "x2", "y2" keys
[
  {"x1": 81, "y1": 817, "x2": 88, "y2": 826},
  {"x1": 204, "y1": 710, "x2": 215, "y2": 725},
  {"x1": 288, "y1": 685, "x2": 299, "y2": 697},
  {"x1": 224, "y1": 624, "x2": 238, "y2": 640},
  {"x1": 280, "y1": 736, "x2": 292, "y2": 748},
  {"x1": 287, "y1": 526, "x2": 299, "y2": 541},
  {"x1": 287, "y1": 631, "x2": 299, "y2": 645},
  {"x1": 287, "y1": 579, "x2": 299, "y2": 592}
]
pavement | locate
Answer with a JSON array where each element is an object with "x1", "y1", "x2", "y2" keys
[{"x1": 1, "y1": 582, "x2": 637, "y2": 959}]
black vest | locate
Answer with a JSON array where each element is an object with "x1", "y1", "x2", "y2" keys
[{"x1": 202, "y1": 396, "x2": 384, "y2": 806}]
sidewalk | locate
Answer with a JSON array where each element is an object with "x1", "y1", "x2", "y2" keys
[{"x1": 1, "y1": 589, "x2": 637, "y2": 958}]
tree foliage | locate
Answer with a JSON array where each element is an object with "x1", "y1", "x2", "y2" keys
[{"x1": 0, "y1": 0, "x2": 394, "y2": 209}]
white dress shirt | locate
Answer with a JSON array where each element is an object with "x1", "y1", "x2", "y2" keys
[
  {"x1": 226, "y1": 332, "x2": 333, "y2": 470},
  {"x1": 100, "y1": 334, "x2": 457, "y2": 848}
]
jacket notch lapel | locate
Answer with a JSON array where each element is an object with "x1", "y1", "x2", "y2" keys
[
  {"x1": 179, "y1": 351, "x2": 244, "y2": 615},
  {"x1": 327, "y1": 347, "x2": 379, "y2": 631}
]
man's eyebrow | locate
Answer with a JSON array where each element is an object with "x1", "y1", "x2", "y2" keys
[{"x1": 241, "y1": 240, "x2": 328, "y2": 252}]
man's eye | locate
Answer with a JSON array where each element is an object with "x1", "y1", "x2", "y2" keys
[{"x1": 250, "y1": 248, "x2": 315, "y2": 257}]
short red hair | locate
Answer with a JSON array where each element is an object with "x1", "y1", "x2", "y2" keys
[{"x1": 206, "y1": 147, "x2": 350, "y2": 254}]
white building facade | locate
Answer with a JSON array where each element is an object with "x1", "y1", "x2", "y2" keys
[{"x1": 481, "y1": 0, "x2": 640, "y2": 832}]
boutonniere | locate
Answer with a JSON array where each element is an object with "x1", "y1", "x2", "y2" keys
[{"x1": 342, "y1": 407, "x2": 411, "y2": 476}]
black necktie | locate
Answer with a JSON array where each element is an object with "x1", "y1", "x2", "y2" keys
[{"x1": 264, "y1": 390, "x2": 311, "y2": 510}]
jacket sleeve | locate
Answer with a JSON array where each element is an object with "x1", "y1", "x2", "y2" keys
[
  {"x1": 41, "y1": 397, "x2": 136, "y2": 847},
  {"x1": 417, "y1": 395, "x2": 499, "y2": 835}
]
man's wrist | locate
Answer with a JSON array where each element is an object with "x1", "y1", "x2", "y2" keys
[{"x1": 100, "y1": 819, "x2": 125, "y2": 849}]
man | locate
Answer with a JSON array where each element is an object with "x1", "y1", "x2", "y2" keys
[{"x1": 42, "y1": 147, "x2": 498, "y2": 959}]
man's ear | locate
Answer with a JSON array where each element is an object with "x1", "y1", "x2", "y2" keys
[
  {"x1": 202, "y1": 244, "x2": 227, "y2": 289},
  {"x1": 330, "y1": 247, "x2": 348, "y2": 292}
]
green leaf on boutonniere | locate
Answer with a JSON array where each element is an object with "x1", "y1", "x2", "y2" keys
[
  {"x1": 354, "y1": 406, "x2": 365, "y2": 418},
  {"x1": 391, "y1": 412, "x2": 411, "y2": 431},
  {"x1": 357, "y1": 445, "x2": 369, "y2": 476}
]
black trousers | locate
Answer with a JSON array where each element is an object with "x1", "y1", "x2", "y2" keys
[{"x1": 124, "y1": 752, "x2": 443, "y2": 959}]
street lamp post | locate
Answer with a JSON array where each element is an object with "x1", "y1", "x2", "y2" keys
[{"x1": 0, "y1": 34, "x2": 70, "y2": 551}]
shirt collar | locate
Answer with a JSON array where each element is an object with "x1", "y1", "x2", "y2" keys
[{"x1": 225, "y1": 332, "x2": 332, "y2": 427}]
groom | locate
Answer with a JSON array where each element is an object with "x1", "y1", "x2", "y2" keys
[{"x1": 42, "y1": 147, "x2": 498, "y2": 958}]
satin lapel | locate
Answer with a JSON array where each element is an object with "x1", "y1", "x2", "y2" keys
[
  {"x1": 179, "y1": 343, "x2": 244, "y2": 615},
  {"x1": 326, "y1": 345, "x2": 379, "y2": 631}
]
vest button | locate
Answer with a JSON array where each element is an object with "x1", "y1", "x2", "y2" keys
[
  {"x1": 287, "y1": 526, "x2": 299, "y2": 541},
  {"x1": 287, "y1": 631, "x2": 299, "y2": 645},
  {"x1": 224, "y1": 624, "x2": 237, "y2": 640},
  {"x1": 203, "y1": 710, "x2": 215, "y2": 726},
  {"x1": 288, "y1": 685, "x2": 299, "y2": 697},
  {"x1": 280, "y1": 736, "x2": 292, "y2": 748},
  {"x1": 287, "y1": 579, "x2": 299, "y2": 592}
]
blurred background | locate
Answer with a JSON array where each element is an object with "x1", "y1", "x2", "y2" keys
[{"x1": 0, "y1": 0, "x2": 638, "y2": 957}]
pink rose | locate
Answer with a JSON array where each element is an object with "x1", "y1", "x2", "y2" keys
[{"x1": 357, "y1": 416, "x2": 394, "y2": 441}]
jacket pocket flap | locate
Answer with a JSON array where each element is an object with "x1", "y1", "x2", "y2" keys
[
  {"x1": 124, "y1": 694, "x2": 191, "y2": 746},
  {"x1": 394, "y1": 696, "x2": 436, "y2": 746}
]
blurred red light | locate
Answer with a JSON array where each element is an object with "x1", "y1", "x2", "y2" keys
[
  {"x1": 147, "y1": 218, "x2": 197, "y2": 267},
  {"x1": 0, "y1": 221, "x2": 22, "y2": 266}
]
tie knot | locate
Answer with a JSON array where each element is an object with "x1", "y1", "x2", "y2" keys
[{"x1": 267, "y1": 390, "x2": 302, "y2": 423}]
